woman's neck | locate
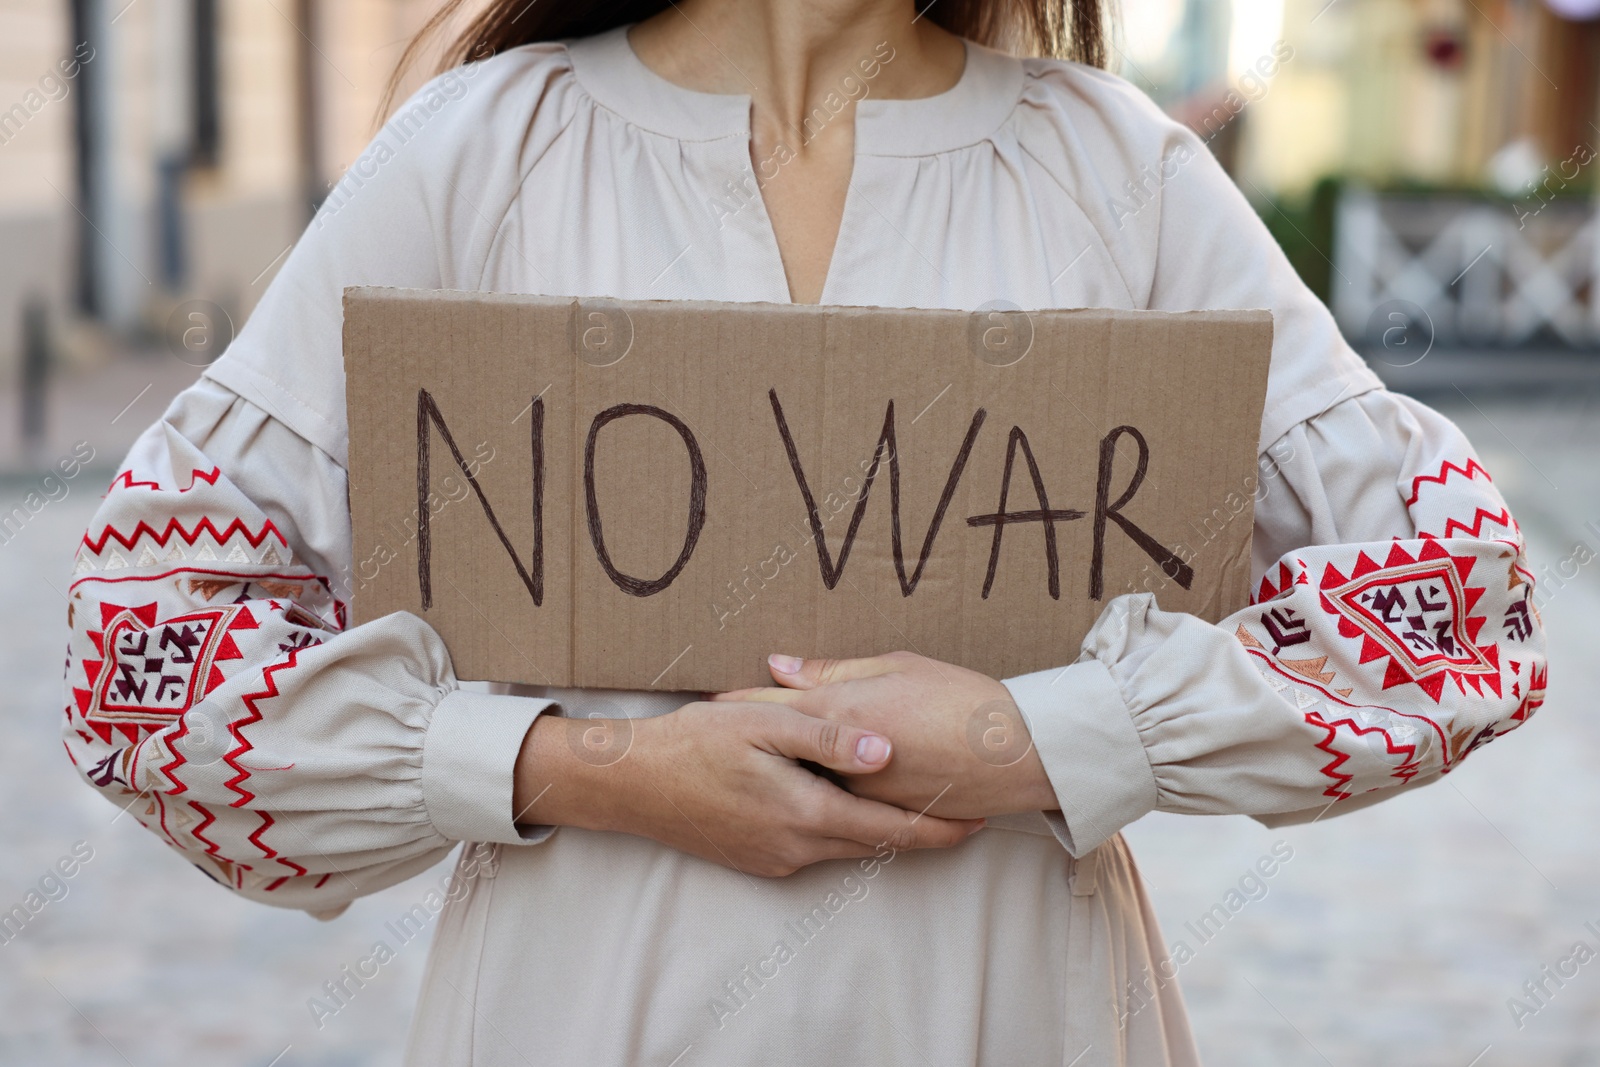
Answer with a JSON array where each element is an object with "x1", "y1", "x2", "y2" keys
[
  {"x1": 628, "y1": 0, "x2": 965, "y2": 303},
  {"x1": 629, "y1": 0, "x2": 965, "y2": 144}
]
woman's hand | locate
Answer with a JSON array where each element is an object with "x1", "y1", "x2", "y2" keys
[
  {"x1": 715, "y1": 652, "x2": 1059, "y2": 821},
  {"x1": 512, "y1": 699, "x2": 984, "y2": 878}
]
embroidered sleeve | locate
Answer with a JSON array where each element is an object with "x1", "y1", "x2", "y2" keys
[
  {"x1": 61, "y1": 382, "x2": 552, "y2": 911},
  {"x1": 1005, "y1": 390, "x2": 1546, "y2": 856}
]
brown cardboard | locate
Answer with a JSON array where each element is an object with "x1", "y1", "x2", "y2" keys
[{"x1": 344, "y1": 289, "x2": 1273, "y2": 692}]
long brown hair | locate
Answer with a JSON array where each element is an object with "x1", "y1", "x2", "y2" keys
[{"x1": 383, "y1": 0, "x2": 1112, "y2": 120}]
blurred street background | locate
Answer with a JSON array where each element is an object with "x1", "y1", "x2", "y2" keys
[{"x1": 2, "y1": 0, "x2": 1599, "y2": 1063}]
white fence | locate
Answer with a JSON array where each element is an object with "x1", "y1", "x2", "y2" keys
[{"x1": 1333, "y1": 188, "x2": 1600, "y2": 349}]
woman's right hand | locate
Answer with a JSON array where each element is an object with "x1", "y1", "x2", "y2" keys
[{"x1": 512, "y1": 700, "x2": 985, "y2": 877}]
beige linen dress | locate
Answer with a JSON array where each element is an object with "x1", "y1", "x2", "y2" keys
[{"x1": 60, "y1": 27, "x2": 1547, "y2": 1066}]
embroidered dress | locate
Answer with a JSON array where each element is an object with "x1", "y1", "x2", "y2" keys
[{"x1": 60, "y1": 28, "x2": 1546, "y2": 1066}]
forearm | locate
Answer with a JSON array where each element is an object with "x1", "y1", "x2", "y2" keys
[
  {"x1": 512, "y1": 713, "x2": 633, "y2": 833},
  {"x1": 965, "y1": 700, "x2": 1060, "y2": 816}
]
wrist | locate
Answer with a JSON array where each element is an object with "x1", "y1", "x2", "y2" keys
[
  {"x1": 513, "y1": 713, "x2": 642, "y2": 832},
  {"x1": 972, "y1": 690, "x2": 1059, "y2": 815}
]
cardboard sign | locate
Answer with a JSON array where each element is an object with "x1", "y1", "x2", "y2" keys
[{"x1": 345, "y1": 289, "x2": 1272, "y2": 692}]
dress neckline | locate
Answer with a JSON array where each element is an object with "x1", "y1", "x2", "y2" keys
[{"x1": 564, "y1": 25, "x2": 1025, "y2": 156}]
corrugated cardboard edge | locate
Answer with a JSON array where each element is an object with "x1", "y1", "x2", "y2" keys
[{"x1": 345, "y1": 285, "x2": 1275, "y2": 331}]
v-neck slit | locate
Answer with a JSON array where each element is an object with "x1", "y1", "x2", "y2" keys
[{"x1": 564, "y1": 26, "x2": 1021, "y2": 307}]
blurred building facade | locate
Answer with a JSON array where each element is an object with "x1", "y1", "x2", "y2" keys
[
  {"x1": 1125, "y1": 0, "x2": 1600, "y2": 348},
  {"x1": 1, "y1": 0, "x2": 1598, "y2": 385},
  {"x1": 1126, "y1": 0, "x2": 1600, "y2": 196},
  {"x1": 0, "y1": 0, "x2": 438, "y2": 379}
]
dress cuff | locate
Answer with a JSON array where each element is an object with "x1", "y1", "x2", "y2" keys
[
  {"x1": 1004, "y1": 658, "x2": 1159, "y2": 856},
  {"x1": 422, "y1": 689, "x2": 555, "y2": 845}
]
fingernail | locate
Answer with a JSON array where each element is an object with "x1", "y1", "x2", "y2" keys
[
  {"x1": 967, "y1": 820, "x2": 986, "y2": 835},
  {"x1": 769, "y1": 653, "x2": 803, "y2": 675},
  {"x1": 855, "y1": 734, "x2": 890, "y2": 765}
]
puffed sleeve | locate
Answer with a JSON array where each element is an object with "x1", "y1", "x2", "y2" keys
[
  {"x1": 62, "y1": 379, "x2": 556, "y2": 912},
  {"x1": 1008, "y1": 390, "x2": 1543, "y2": 855},
  {"x1": 56, "y1": 48, "x2": 584, "y2": 911},
  {"x1": 1004, "y1": 69, "x2": 1546, "y2": 856}
]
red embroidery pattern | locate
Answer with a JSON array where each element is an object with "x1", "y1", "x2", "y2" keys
[
  {"x1": 107, "y1": 467, "x2": 220, "y2": 494},
  {"x1": 1404, "y1": 457, "x2": 1493, "y2": 508},
  {"x1": 67, "y1": 584, "x2": 333, "y2": 892},
  {"x1": 1317, "y1": 539, "x2": 1497, "y2": 705},
  {"x1": 1238, "y1": 451, "x2": 1542, "y2": 801},
  {"x1": 1304, "y1": 704, "x2": 1425, "y2": 800},
  {"x1": 77, "y1": 600, "x2": 258, "y2": 735},
  {"x1": 1436, "y1": 507, "x2": 1516, "y2": 542},
  {"x1": 82, "y1": 516, "x2": 287, "y2": 556},
  {"x1": 63, "y1": 440, "x2": 356, "y2": 900},
  {"x1": 251, "y1": 810, "x2": 310, "y2": 889},
  {"x1": 223, "y1": 647, "x2": 307, "y2": 809}
]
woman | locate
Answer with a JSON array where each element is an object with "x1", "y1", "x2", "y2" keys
[{"x1": 62, "y1": 0, "x2": 1546, "y2": 1063}]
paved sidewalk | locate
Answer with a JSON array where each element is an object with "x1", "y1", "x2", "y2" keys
[
  {"x1": 0, "y1": 485, "x2": 434, "y2": 1066},
  {"x1": 0, "y1": 346, "x2": 206, "y2": 478},
  {"x1": 0, "y1": 371, "x2": 1596, "y2": 1065},
  {"x1": 1123, "y1": 392, "x2": 1600, "y2": 1067}
]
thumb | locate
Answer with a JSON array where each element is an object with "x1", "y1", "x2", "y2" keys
[
  {"x1": 757, "y1": 704, "x2": 894, "y2": 775},
  {"x1": 766, "y1": 652, "x2": 901, "y2": 691}
]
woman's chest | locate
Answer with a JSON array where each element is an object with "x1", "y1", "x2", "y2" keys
[{"x1": 478, "y1": 136, "x2": 1140, "y2": 314}]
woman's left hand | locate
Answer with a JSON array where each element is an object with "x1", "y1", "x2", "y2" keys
[{"x1": 715, "y1": 651, "x2": 1059, "y2": 821}]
